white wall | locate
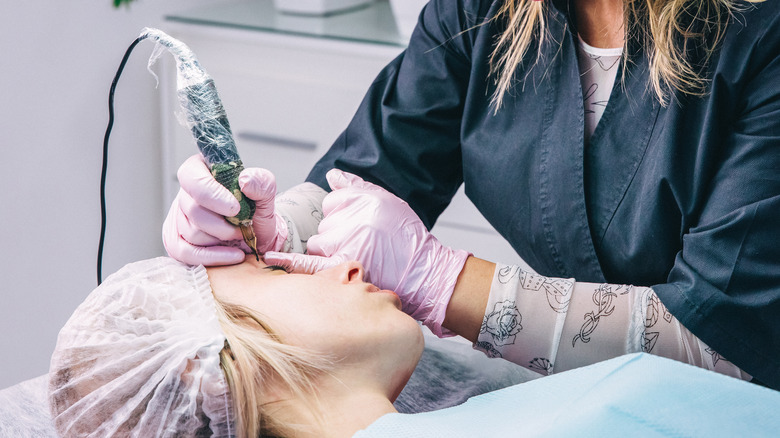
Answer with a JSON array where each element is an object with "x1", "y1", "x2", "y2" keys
[{"x1": 0, "y1": 0, "x2": 223, "y2": 389}]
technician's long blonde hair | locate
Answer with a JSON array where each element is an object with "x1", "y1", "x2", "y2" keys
[{"x1": 489, "y1": 0, "x2": 760, "y2": 109}]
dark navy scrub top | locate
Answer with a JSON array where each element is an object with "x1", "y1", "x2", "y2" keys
[{"x1": 306, "y1": 0, "x2": 780, "y2": 388}]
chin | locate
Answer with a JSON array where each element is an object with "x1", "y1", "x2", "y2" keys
[{"x1": 382, "y1": 318, "x2": 425, "y2": 402}]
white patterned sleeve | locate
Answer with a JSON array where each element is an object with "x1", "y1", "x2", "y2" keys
[
  {"x1": 274, "y1": 182, "x2": 328, "y2": 253},
  {"x1": 474, "y1": 263, "x2": 750, "y2": 380}
]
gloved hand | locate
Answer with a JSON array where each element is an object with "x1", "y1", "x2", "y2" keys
[
  {"x1": 264, "y1": 169, "x2": 470, "y2": 336},
  {"x1": 162, "y1": 154, "x2": 288, "y2": 266}
]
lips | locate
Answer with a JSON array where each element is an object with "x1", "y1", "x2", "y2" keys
[{"x1": 367, "y1": 285, "x2": 402, "y2": 309}]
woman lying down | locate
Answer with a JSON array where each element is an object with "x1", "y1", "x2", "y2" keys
[
  {"x1": 48, "y1": 256, "x2": 748, "y2": 437},
  {"x1": 49, "y1": 257, "x2": 422, "y2": 437}
]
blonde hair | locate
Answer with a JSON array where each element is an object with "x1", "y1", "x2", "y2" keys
[
  {"x1": 488, "y1": 0, "x2": 759, "y2": 110},
  {"x1": 213, "y1": 298, "x2": 333, "y2": 438}
]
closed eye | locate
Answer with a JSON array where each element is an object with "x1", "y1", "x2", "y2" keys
[{"x1": 264, "y1": 264, "x2": 290, "y2": 273}]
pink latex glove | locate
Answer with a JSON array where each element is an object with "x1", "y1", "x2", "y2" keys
[
  {"x1": 264, "y1": 169, "x2": 470, "y2": 336},
  {"x1": 162, "y1": 154, "x2": 288, "y2": 266}
]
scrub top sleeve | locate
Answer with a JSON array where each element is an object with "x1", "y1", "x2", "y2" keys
[
  {"x1": 306, "y1": 0, "x2": 493, "y2": 228},
  {"x1": 652, "y1": 15, "x2": 780, "y2": 390}
]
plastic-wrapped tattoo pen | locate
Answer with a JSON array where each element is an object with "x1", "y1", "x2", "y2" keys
[{"x1": 138, "y1": 27, "x2": 259, "y2": 259}]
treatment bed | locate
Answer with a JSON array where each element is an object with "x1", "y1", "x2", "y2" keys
[{"x1": 3, "y1": 331, "x2": 778, "y2": 437}]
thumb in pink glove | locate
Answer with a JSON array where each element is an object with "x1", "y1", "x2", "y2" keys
[
  {"x1": 264, "y1": 169, "x2": 470, "y2": 337},
  {"x1": 162, "y1": 154, "x2": 289, "y2": 266}
]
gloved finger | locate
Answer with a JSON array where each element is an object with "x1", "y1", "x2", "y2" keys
[
  {"x1": 304, "y1": 231, "x2": 345, "y2": 261},
  {"x1": 162, "y1": 202, "x2": 246, "y2": 266},
  {"x1": 310, "y1": 210, "x2": 364, "y2": 246},
  {"x1": 325, "y1": 168, "x2": 381, "y2": 191},
  {"x1": 174, "y1": 208, "x2": 223, "y2": 247},
  {"x1": 178, "y1": 242, "x2": 247, "y2": 266},
  {"x1": 165, "y1": 195, "x2": 222, "y2": 248},
  {"x1": 177, "y1": 189, "x2": 243, "y2": 242},
  {"x1": 238, "y1": 168, "x2": 276, "y2": 223},
  {"x1": 320, "y1": 185, "x2": 378, "y2": 218},
  {"x1": 178, "y1": 154, "x2": 240, "y2": 217},
  {"x1": 263, "y1": 251, "x2": 346, "y2": 274},
  {"x1": 238, "y1": 167, "x2": 277, "y2": 202}
]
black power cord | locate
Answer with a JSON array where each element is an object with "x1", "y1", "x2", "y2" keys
[{"x1": 98, "y1": 36, "x2": 143, "y2": 285}]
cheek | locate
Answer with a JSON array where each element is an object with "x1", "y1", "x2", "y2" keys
[
  {"x1": 292, "y1": 309, "x2": 382, "y2": 357},
  {"x1": 262, "y1": 299, "x2": 349, "y2": 352}
]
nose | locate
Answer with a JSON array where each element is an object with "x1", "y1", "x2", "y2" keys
[{"x1": 314, "y1": 260, "x2": 365, "y2": 284}]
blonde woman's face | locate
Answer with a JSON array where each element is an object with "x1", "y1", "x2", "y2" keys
[{"x1": 207, "y1": 256, "x2": 423, "y2": 368}]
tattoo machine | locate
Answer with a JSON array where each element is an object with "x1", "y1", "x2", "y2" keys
[{"x1": 139, "y1": 27, "x2": 259, "y2": 259}]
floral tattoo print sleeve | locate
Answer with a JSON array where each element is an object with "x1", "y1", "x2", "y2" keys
[{"x1": 473, "y1": 263, "x2": 750, "y2": 381}]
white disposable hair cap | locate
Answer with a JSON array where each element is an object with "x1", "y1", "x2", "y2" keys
[{"x1": 48, "y1": 257, "x2": 234, "y2": 437}]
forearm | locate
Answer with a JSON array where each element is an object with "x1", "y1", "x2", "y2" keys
[
  {"x1": 444, "y1": 259, "x2": 750, "y2": 380},
  {"x1": 442, "y1": 256, "x2": 495, "y2": 342}
]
